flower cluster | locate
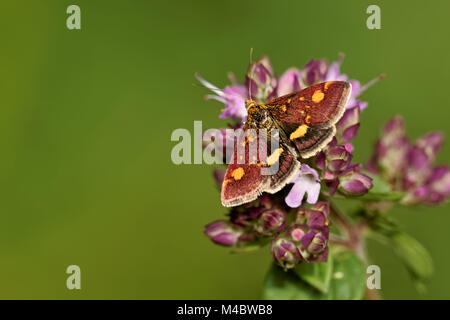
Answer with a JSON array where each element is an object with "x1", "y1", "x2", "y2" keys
[
  {"x1": 204, "y1": 195, "x2": 330, "y2": 270},
  {"x1": 367, "y1": 116, "x2": 450, "y2": 204},
  {"x1": 199, "y1": 55, "x2": 384, "y2": 268},
  {"x1": 271, "y1": 202, "x2": 330, "y2": 269}
]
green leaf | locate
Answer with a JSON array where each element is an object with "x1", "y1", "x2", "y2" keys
[
  {"x1": 294, "y1": 256, "x2": 333, "y2": 294},
  {"x1": 358, "y1": 173, "x2": 406, "y2": 202},
  {"x1": 391, "y1": 232, "x2": 433, "y2": 281},
  {"x1": 328, "y1": 250, "x2": 366, "y2": 300},
  {"x1": 262, "y1": 250, "x2": 366, "y2": 300},
  {"x1": 369, "y1": 230, "x2": 433, "y2": 293},
  {"x1": 262, "y1": 264, "x2": 325, "y2": 300}
]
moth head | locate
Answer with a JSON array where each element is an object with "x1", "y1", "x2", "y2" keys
[{"x1": 245, "y1": 99, "x2": 257, "y2": 110}]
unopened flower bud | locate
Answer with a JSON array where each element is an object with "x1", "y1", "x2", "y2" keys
[
  {"x1": 338, "y1": 170, "x2": 373, "y2": 196},
  {"x1": 204, "y1": 220, "x2": 242, "y2": 246},
  {"x1": 336, "y1": 107, "x2": 360, "y2": 143},
  {"x1": 416, "y1": 132, "x2": 444, "y2": 158},
  {"x1": 271, "y1": 237, "x2": 300, "y2": 270},
  {"x1": 254, "y1": 209, "x2": 286, "y2": 236},
  {"x1": 246, "y1": 56, "x2": 276, "y2": 102},
  {"x1": 299, "y1": 228, "x2": 329, "y2": 262},
  {"x1": 302, "y1": 59, "x2": 329, "y2": 86},
  {"x1": 307, "y1": 202, "x2": 330, "y2": 228},
  {"x1": 277, "y1": 68, "x2": 302, "y2": 96},
  {"x1": 326, "y1": 145, "x2": 352, "y2": 172},
  {"x1": 307, "y1": 232, "x2": 328, "y2": 254}
]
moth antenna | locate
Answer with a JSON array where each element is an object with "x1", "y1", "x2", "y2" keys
[{"x1": 248, "y1": 48, "x2": 254, "y2": 102}]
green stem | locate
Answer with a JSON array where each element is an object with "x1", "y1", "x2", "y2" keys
[{"x1": 328, "y1": 201, "x2": 368, "y2": 263}]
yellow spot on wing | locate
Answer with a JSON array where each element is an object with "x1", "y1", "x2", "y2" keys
[
  {"x1": 299, "y1": 97, "x2": 305, "y2": 101},
  {"x1": 267, "y1": 148, "x2": 284, "y2": 166},
  {"x1": 312, "y1": 90, "x2": 325, "y2": 103},
  {"x1": 305, "y1": 115, "x2": 312, "y2": 124},
  {"x1": 281, "y1": 105, "x2": 287, "y2": 112},
  {"x1": 290, "y1": 124, "x2": 309, "y2": 140},
  {"x1": 324, "y1": 81, "x2": 332, "y2": 90},
  {"x1": 231, "y1": 167, "x2": 245, "y2": 180}
]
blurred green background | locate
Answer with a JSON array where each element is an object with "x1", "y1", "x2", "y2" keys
[{"x1": 1, "y1": 0, "x2": 449, "y2": 299}]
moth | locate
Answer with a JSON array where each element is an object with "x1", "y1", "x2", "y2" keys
[{"x1": 221, "y1": 81, "x2": 352, "y2": 207}]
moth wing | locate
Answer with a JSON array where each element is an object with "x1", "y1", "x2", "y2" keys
[
  {"x1": 268, "y1": 81, "x2": 351, "y2": 158},
  {"x1": 221, "y1": 130, "x2": 270, "y2": 207},
  {"x1": 221, "y1": 128, "x2": 301, "y2": 207},
  {"x1": 268, "y1": 81, "x2": 351, "y2": 128},
  {"x1": 256, "y1": 128, "x2": 301, "y2": 195},
  {"x1": 266, "y1": 145, "x2": 301, "y2": 194},
  {"x1": 221, "y1": 163, "x2": 269, "y2": 207},
  {"x1": 291, "y1": 126, "x2": 336, "y2": 158}
]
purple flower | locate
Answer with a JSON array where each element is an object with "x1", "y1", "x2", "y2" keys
[
  {"x1": 336, "y1": 107, "x2": 360, "y2": 143},
  {"x1": 324, "y1": 60, "x2": 348, "y2": 82},
  {"x1": 338, "y1": 166, "x2": 373, "y2": 196},
  {"x1": 222, "y1": 195, "x2": 287, "y2": 236},
  {"x1": 254, "y1": 209, "x2": 287, "y2": 236},
  {"x1": 196, "y1": 73, "x2": 248, "y2": 121},
  {"x1": 271, "y1": 202, "x2": 330, "y2": 268},
  {"x1": 425, "y1": 166, "x2": 450, "y2": 203},
  {"x1": 401, "y1": 133, "x2": 448, "y2": 204},
  {"x1": 277, "y1": 68, "x2": 302, "y2": 97},
  {"x1": 293, "y1": 202, "x2": 330, "y2": 262},
  {"x1": 285, "y1": 164, "x2": 321, "y2": 208},
  {"x1": 406, "y1": 132, "x2": 444, "y2": 174},
  {"x1": 369, "y1": 116, "x2": 450, "y2": 205},
  {"x1": 271, "y1": 236, "x2": 300, "y2": 270},
  {"x1": 204, "y1": 220, "x2": 242, "y2": 246},
  {"x1": 302, "y1": 59, "x2": 329, "y2": 86},
  {"x1": 403, "y1": 166, "x2": 450, "y2": 205},
  {"x1": 246, "y1": 56, "x2": 277, "y2": 102},
  {"x1": 305, "y1": 202, "x2": 330, "y2": 228},
  {"x1": 316, "y1": 139, "x2": 372, "y2": 197},
  {"x1": 367, "y1": 116, "x2": 410, "y2": 183},
  {"x1": 302, "y1": 230, "x2": 329, "y2": 260},
  {"x1": 416, "y1": 132, "x2": 444, "y2": 157},
  {"x1": 324, "y1": 145, "x2": 353, "y2": 173}
]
